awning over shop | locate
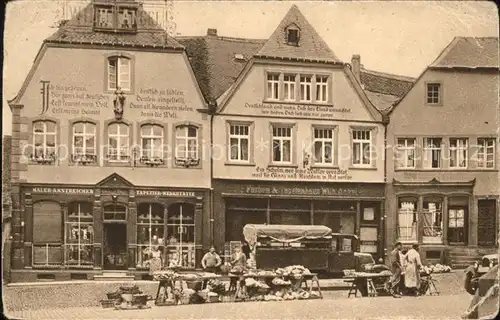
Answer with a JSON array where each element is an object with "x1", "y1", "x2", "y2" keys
[{"x1": 243, "y1": 224, "x2": 332, "y2": 247}]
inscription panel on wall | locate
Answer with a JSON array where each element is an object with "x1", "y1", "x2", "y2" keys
[
  {"x1": 251, "y1": 166, "x2": 353, "y2": 181},
  {"x1": 39, "y1": 82, "x2": 195, "y2": 119},
  {"x1": 245, "y1": 102, "x2": 351, "y2": 119}
]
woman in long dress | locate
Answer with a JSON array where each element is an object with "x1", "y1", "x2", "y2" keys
[{"x1": 404, "y1": 244, "x2": 423, "y2": 296}]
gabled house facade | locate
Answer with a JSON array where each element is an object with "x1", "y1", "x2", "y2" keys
[
  {"x1": 386, "y1": 37, "x2": 499, "y2": 267},
  {"x1": 206, "y1": 6, "x2": 388, "y2": 260},
  {"x1": 8, "y1": 0, "x2": 211, "y2": 282}
]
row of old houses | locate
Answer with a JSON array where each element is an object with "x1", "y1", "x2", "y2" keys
[{"x1": 4, "y1": 1, "x2": 498, "y2": 282}]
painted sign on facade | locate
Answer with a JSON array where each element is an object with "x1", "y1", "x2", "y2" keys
[
  {"x1": 245, "y1": 102, "x2": 351, "y2": 118},
  {"x1": 251, "y1": 166, "x2": 353, "y2": 181},
  {"x1": 243, "y1": 185, "x2": 359, "y2": 197},
  {"x1": 39, "y1": 82, "x2": 193, "y2": 119},
  {"x1": 32, "y1": 187, "x2": 94, "y2": 194}
]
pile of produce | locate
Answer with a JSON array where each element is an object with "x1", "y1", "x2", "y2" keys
[
  {"x1": 153, "y1": 269, "x2": 179, "y2": 281},
  {"x1": 206, "y1": 279, "x2": 227, "y2": 295},
  {"x1": 421, "y1": 264, "x2": 452, "y2": 275},
  {"x1": 257, "y1": 270, "x2": 276, "y2": 277},
  {"x1": 249, "y1": 288, "x2": 320, "y2": 302},
  {"x1": 271, "y1": 278, "x2": 291, "y2": 286},
  {"x1": 275, "y1": 265, "x2": 312, "y2": 278}
]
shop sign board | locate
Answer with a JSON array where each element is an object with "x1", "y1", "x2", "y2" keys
[{"x1": 31, "y1": 187, "x2": 93, "y2": 194}]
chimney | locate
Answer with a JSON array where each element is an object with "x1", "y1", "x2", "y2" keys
[
  {"x1": 207, "y1": 28, "x2": 218, "y2": 37},
  {"x1": 351, "y1": 54, "x2": 361, "y2": 83}
]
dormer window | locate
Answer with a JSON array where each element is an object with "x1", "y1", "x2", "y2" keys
[
  {"x1": 93, "y1": 2, "x2": 138, "y2": 32},
  {"x1": 286, "y1": 25, "x2": 300, "y2": 46}
]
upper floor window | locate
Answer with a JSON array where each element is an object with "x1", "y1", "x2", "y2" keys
[
  {"x1": 396, "y1": 138, "x2": 416, "y2": 169},
  {"x1": 315, "y1": 75, "x2": 328, "y2": 103},
  {"x1": 108, "y1": 57, "x2": 131, "y2": 91},
  {"x1": 175, "y1": 125, "x2": 199, "y2": 166},
  {"x1": 33, "y1": 120, "x2": 57, "y2": 163},
  {"x1": 299, "y1": 76, "x2": 312, "y2": 102},
  {"x1": 313, "y1": 127, "x2": 335, "y2": 165},
  {"x1": 267, "y1": 74, "x2": 280, "y2": 100},
  {"x1": 94, "y1": 5, "x2": 137, "y2": 31},
  {"x1": 449, "y1": 138, "x2": 468, "y2": 168},
  {"x1": 477, "y1": 138, "x2": 495, "y2": 168},
  {"x1": 352, "y1": 129, "x2": 371, "y2": 166},
  {"x1": 229, "y1": 124, "x2": 250, "y2": 162},
  {"x1": 423, "y1": 138, "x2": 442, "y2": 169},
  {"x1": 272, "y1": 125, "x2": 293, "y2": 164},
  {"x1": 286, "y1": 27, "x2": 300, "y2": 45},
  {"x1": 426, "y1": 83, "x2": 441, "y2": 104},
  {"x1": 72, "y1": 122, "x2": 97, "y2": 164},
  {"x1": 140, "y1": 124, "x2": 164, "y2": 163},
  {"x1": 108, "y1": 123, "x2": 129, "y2": 162},
  {"x1": 283, "y1": 75, "x2": 296, "y2": 101}
]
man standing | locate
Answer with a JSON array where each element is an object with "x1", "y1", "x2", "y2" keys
[
  {"x1": 201, "y1": 246, "x2": 222, "y2": 273},
  {"x1": 389, "y1": 242, "x2": 403, "y2": 298}
]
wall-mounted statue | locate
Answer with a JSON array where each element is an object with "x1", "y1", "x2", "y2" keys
[{"x1": 113, "y1": 88, "x2": 126, "y2": 120}]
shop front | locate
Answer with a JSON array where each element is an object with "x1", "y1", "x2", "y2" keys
[
  {"x1": 213, "y1": 180, "x2": 385, "y2": 260},
  {"x1": 14, "y1": 173, "x2": 208, "y2": 281}
]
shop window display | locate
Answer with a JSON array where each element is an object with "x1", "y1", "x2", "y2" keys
[
  {"x1": 136, "y1": 203, "x2": 165, "y2": 268},
  {"x1": 166, "y1": 203, "x2": 196, "y2": 268},
  {"x1": 397, "y1": 198, "x2": 418, "y2": 242},
  {"x1": 422, "y1": 199, "x2": 443, "y2": 244},
  {"x1": 65, "y1": 202, "x2": 94, "y2": 266}
]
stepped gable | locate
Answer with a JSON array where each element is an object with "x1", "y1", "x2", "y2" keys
[
  {"x1": 255, "y1": 5, "x2": 340, "y2": 63},
  {"x1": 45, "y1": 1, "x2": 183, "y2": 50}
]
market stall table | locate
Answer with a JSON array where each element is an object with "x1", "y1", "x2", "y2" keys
[{"x1": 344, "y1": 272, "x2": 391, "y2": 297}]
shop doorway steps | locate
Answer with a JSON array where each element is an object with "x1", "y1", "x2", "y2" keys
[{"x1": 93, "y1": 272, "x2": 135, "y2": 281}]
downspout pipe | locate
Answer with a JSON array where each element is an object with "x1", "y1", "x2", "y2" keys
[
  {"x1": 382, "y1": 113, "x2": 390, "y2": 262},
  {"x1": 208, "y1": 101, "x2": 217, "y2": 248}
]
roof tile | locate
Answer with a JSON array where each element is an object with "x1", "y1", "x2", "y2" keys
[{"x1": 431, "y1": 37, "x2": 499, "y2": 68}]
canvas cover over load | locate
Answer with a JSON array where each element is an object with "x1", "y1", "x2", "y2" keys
[{"x1": 243, "y1": 224, "x2": 333, "y2": 247}]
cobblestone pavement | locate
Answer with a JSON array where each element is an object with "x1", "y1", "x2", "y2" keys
[
  {"x1": 3, "y1": 271, "x2": 467, "y2": 317},
  {"x1": 5, "y1": 293, "x2": 472, "y2": 320}
]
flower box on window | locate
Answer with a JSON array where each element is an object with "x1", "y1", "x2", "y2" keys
[
  {"x1": 140, "y1": 157, "x2": 164, "y2": 166},
  {"x1": 175, "y1": 157, "x2": 200, "y2": 167},
  {"x1": 31, "y1": 153, "x2": 56, "y2": 164},
  {"x1": 72, "y1": 154, "x2": 97, "y2": 164}
]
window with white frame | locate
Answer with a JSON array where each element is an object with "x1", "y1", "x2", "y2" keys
[
  {"x1": 299, "y1": 76, "x2": 312, "y2": 102},
  {"x1": 229, "y1": 124, "x2": 250, "y2": 162},
  {"x1": 449, "y1": 138, "x2": 468, "y2": 168},
  {"x1": 272, "y1": 125, "x2": 292, "y2": 163},
  {"x1": 108, "y1": 57, "x2": 131, "y2": 91},
  {"x1": 108, "y1": 122, "x2": 129, "y2": 162},
  {"x1": 283, "y1": 74, "x2": 296, "y2": 101},
  {"x1": 267, "y1": 73, "x2": 280, "y2": 100},
  {"x1": 65, "y1": 202, "x2": 94, "y2": 266},
  {"x1": 477, "y1": 138, "x2": 495, "y2": 168},
  {"x1": 423, "y1": 138, "x2": 442, "y2": 168},
  {"x1": 352, "y1": 129, "x2": 371, "y2": 166},
  {"x1": 136, "y1": 203, "x2": 164, "y2": 268},
  {"x1": 140, "y1": 124, "x2": 163, "y2": 162},
  {"x1": 397, "y1": 198, "x2": 418, "y2": 242},
  {"x1": 33, "y1": 121, "x2": 57, "y2": 162},
  {"x1": 175, "y1": 125, "x2": 199, "y2": 165},
  {"x1": 313, "y1": 127, "x2": 335, "y2": 165},
  {"x1": 315, "y1": 75, "x2": 328, "y2": 103},
  {"x1": 72, "y1": 122, "x2": 96, "y2": 163},
  {"x1": 422, "y1": 198, "x2": 443, "y2": 244},
  {"x1": 396, "y1": 138, "x2": 416, "y2": 169},
  {"x1": 426, "y1": 83, "x2": 441, "y2": 104}
]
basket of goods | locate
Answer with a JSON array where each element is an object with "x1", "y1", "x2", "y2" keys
[
  {"x1": 230, "y1": 265, "x2": 245, "y2": 275},
  {"x1": 180, "y1": 288, "x2": 196, "y2": 304},
  {"x1": 100, "y1": 299, "x2": 118, "y2": 308},
  {"x1": 132, "y1": 293, "x2": 149, "y2": 306},
  {"x1": 106, "y1": 290, "x2": 122, "y2": 300},
  {"x1": 207, "y1": 291, "x2": 219, "y2": 303}
]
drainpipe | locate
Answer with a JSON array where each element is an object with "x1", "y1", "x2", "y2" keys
[
  {"x1": 382, "y1": 114, "x2": 390, "y2": 262},
  {"x1": 208, "y1": 101, "x2": 217, "y2": 248}
]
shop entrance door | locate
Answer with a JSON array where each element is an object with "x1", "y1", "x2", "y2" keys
[{"x1": 103, "y1": 223, "x2": 127, "y2": 270}]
